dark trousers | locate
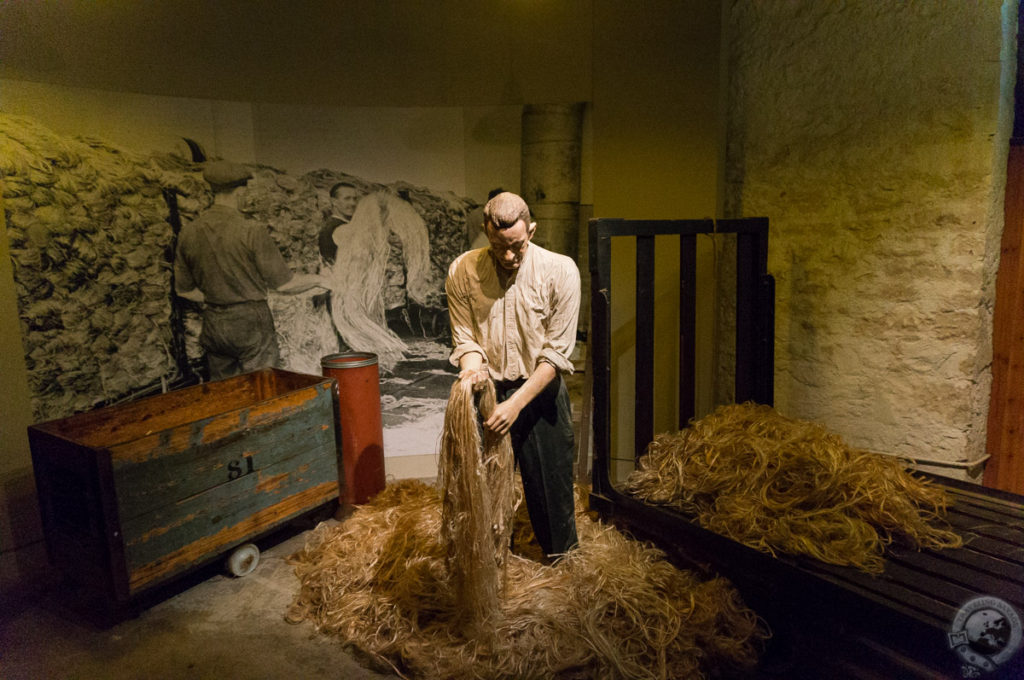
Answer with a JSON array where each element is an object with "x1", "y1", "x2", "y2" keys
[
  {"x1": 200, "y1": 300, "x2": 280, "y2": 380},
  {"x1": 496, "y1": 375, "x2": 578, "y2": 557}
]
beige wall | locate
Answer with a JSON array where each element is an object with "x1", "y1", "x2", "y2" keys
[
  {"x1": 0, "y1": 200, "x2": 35, "y2": 480},
  {"x1": 591, "y1": 1, "x2": 723, "y2": 468},
  {"x1": 0, "y1": 1, "x2": 724, "y2": 590},
  {"x1": 0, "y1": 1, "x2": 593, "y2": 108},
  {"x1": 723, "y1": 1, "x2": 1014, "y2": 478},
  {"x1": 0, "y1": 79, "x2": 523, "y2": 198},
  {"x1": 0, "y1": 79, "x2": 258, "y2": 161},
  {"x1": 0, "y1": 193, "x2": 44, "y2": 596}
]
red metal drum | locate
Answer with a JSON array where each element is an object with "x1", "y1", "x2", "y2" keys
[{"x1": 321, "y1": 352, "x2": 386, "y2": 507}]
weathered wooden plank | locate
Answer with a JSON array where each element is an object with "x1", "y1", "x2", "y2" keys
[
  {"x1": 890, "y1": 540, "x2": 1024, "y2": 585},
  {"x1": 111, "y1": 395, "x2": 335, "y2": 520},
  {"x1": 911, "y1": 544, "x2": 1024, "y2": 584},
  {"x1": 108, "y1": 381, "x2": 333, "y2": 463},
  {"x1": 797, "y1": 558, "x2": 957, "y2": 628},
  {"x1": 946, "y1": 484, "x2": 1024, "y2": 513},
  {"x1": 121, "y1": 446, "x2": 338, "y2": 571},
  {"x1": 30, "y1": 370, "x2": 333, "y2": 457},
  {"x1": 956, "y1": 534, "x2": 1024, "y2": 565},
  {"x1": 885, "y1": 549, "x2": 1024, "y2": 611},
  {"x1": 879, "y1": 559, "x2": 994, "y2": 611},
  {"x1": 127, "y1": 481, "x2": 338, "y2": 593},
  {"x1": 943, "y1": 512, "x2": 1024, "y2": 557},
  {"x1": 32, "y1": 375, "x2": 262, "y2": 448},
  {"x1": 937, "y1": 474, "x2": 1024, "y2": 506},
  {"x1": 947, "y1": 499, "x2": 1024, "y2": 529}
]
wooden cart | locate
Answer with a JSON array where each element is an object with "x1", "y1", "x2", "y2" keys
[
  {"x1": 29, "y1": 368, "x2": 341, "y2": 616},
  {"x1": 588, "y1": 217, "x2": 1024, "y2": 679}
]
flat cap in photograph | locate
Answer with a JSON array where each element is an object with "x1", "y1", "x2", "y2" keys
[{"x1": 202, "y1": 160, "x2": 253, "y2": 188}]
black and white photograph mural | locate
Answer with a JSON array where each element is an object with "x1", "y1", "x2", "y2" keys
[{"x1": 0, "y1": 95, "x2": 510, "y2": 469}]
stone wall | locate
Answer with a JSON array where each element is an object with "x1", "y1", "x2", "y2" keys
[{"x1": 723, "y1": 1, "x2": 1014, "y2": 474}]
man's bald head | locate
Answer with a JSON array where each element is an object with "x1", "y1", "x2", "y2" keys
[{"x1": 483, "y1": 192, "x2": 532, "y2": 231}]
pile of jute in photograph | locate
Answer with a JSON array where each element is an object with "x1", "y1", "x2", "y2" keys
[
  {"x1": 625, "y1": 402, "x2": 962, "y2": 574},
  {"x1": 1, "y1": 114, "x2": 208, "y2": 420},
  {"x1": 287, "y1": 381, "x2": 766, "y2": 680},
  {"x1": 1, "y1": 113, "x2": 470, "y2": 421}
]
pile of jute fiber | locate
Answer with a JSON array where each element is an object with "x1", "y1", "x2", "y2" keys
[
  {"x1": 3, "y1": 112, "x2": 473, "y2": 419},
  {"x1": 325, "y1": 192, "x2": 436, "y2": 372},
  {"x1": 624, "y1": 402, "x2": 962, "y2": 574},
  {"x1": 1, "y1": 114, "x2": 212, "y2": 420},
  {"x1": 287, "y1": 382, "x2": 765, "y2": 679}
]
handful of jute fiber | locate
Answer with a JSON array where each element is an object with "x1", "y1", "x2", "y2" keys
[
  {"x1": 437, "y1": 379, "x2": 518, "y2": 640},
  {"x1": 624, "y1": 402, "x2": 962, "y2": 574},
  {"x1": 287, "y1": 381, "x2": 766, "y2": 679}
]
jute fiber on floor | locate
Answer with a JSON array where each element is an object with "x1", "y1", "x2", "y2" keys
[
  {"x1": 625, "y1": 402, "x2": 962, "y2": 574},
  {"x1": 288, "y1": 381, "x2": 765, "y2": 680}
]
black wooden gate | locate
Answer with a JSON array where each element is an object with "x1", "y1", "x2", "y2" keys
[{"x1": 587, "y1": 217, "x2": 1024, "y2": 679}]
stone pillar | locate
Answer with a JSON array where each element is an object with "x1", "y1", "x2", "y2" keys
[{"x1": 521, "y1": 103, "x2": 584, "y2": 262}]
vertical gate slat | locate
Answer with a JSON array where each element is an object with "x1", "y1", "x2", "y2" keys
[
  {"x1": 589, "y1": 221, "x2": 613, "y2": 497},
  {"x1": 635, "y1": 235, "x2": 655, "y2": 460},
  {"x1": 735, "y1": 232, "x2": 756, "y2": 403},
  {"x1": 679, "y1": 234, "x2": 697, "y2": 428}
]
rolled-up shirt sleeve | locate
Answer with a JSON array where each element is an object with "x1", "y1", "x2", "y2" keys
[
  {"x1": 446, "y1": 259, "x2": 486, "y2": 368},
  {"x1": 538, "y1": 259, "x2": 580, "y2": 375}
]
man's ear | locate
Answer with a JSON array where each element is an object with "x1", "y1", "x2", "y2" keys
[{"x1": 528, "y1": 221, "x2": 537, "y2": 237}]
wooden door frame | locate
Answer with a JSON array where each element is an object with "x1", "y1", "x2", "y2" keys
[{"x1": 985, "y1": 140, "x2": 1024, "y2": 494}]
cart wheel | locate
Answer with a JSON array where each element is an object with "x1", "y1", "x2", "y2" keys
[{"x1": 226, "y1": 543, "x2": 260, "y2": 577}]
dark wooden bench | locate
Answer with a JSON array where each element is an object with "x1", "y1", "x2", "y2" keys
[{"x1": 587, "y1": 217, "x2": 1024, "y2": 679}]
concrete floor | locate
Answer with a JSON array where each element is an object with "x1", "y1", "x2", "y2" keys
[{"x1": 0, "y1": 520, "x2": 396, "y2": 680}]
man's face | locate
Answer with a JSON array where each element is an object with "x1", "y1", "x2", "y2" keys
[
  {"x1": 331, "y1": 187, "x2": 361, "y2": 220},
  {"x1": 486, "y1": 219, "x2": 534, "y2": 272}
]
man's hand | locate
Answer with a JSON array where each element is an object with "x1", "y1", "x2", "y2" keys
[
  {"x1": 482, "y1": 362, "x2": 557, "y2": 436},
  {"x1": 275, "y1": 272, "x2": 330, "y2": 295},
  {"x1": 458, "y1": 367, "x2": 489, "y2": 392},
  {"x1": 176, "y1": 286, "x2": 206, "y2": 304},
  {"x1": 484, "y1": 398, "x2": 522, "y2": 436}
]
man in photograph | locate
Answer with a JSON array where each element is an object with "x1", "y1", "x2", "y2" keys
[
  {"x1": 175, "y1": 160, "x2": 328, "y2": 380},
  {"x1": 318, "y1": 181, "x2": 363, "y2": 265}
]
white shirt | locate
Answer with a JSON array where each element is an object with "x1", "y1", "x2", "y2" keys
[{"x1": 446, "y1": 243, "x2": 580, "y2": 380}]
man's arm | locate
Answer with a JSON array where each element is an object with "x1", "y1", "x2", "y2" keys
[
  {"x1": 173, "y1": 234, "x2": 205, "y2": 303},
  {"x1": 273, "y1": 273, "x2": 329, "y2": 295},
  {"x1": 446, "y1": 257, "x2": 489, "y2": 376}
]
